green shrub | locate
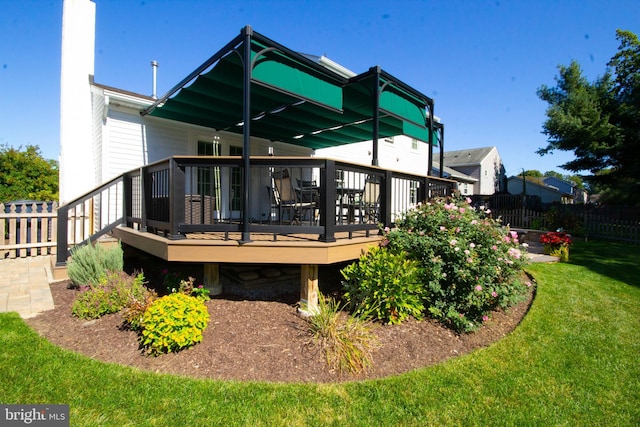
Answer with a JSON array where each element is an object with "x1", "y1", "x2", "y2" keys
[
  {"x1": 71, "y1": 286, "x2": 112, "y2": 320},
  {"x1": 140, "y1": 293, "x2": 210, "y2": 355},
  {"x1": 543, "y1": 206, "x2": 585, "y2": 235},
  {"x1": 306, "y1": 294, "x2": 378, "y2": 374},
  {"x1": 161, "y1": 270, "x2": 210, "y2": 301},
  {"x1": 386, "y1": 197, "x2": 530, "y2": 332},
  {"x1": 161, "y1": 269, "x2": 183, "y2": 294},
  {"x1": 67, "y1": 241, "x2": 124, "y2": 286},
  {"x1": 341, "y1": 246, "x2": 424, "y2": 324},
  {"x1": 71, "y1": 271, "x2": 147, "y2": 320}
]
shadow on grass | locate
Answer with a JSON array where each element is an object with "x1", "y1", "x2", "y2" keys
[{"x1": 569, "y1": 240, "x2": 640, "y2": 288}]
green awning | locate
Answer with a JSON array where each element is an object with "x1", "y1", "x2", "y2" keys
[{"x1": 143, "y1": 28, "x2": 438, "y2": 150}]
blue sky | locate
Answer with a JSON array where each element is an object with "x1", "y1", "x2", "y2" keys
[{"x1": 1, "y1": 0, "x2": 638, "y2": 177}]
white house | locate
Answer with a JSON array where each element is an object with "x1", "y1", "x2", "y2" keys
[
  {"x1": 314, "y1": 135, "x2": 432, "y2": 178},
  {"x1": 58, "y1": 0, "x2": 446, "y2": 206},
  {"x1": 432, "y1": 161, "x2": 477, "y2": 196}
]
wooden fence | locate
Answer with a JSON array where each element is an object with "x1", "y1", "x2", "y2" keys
[
  {"x1": 582, "y1": 214, "x2": 640, "y2": 243},
  {"x1": 493, "y1": 208, "x2": 547, "y2": 230},
  {"x1": 1, "y1": 202, "x2": 58, "y2": 259},
  {"x1": 493, "y1": 207, "x2": 640, "y2": 244}
]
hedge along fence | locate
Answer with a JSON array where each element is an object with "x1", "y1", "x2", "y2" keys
[{"x1": 1, "y1": 202, "x2": 58, "y2": 259}]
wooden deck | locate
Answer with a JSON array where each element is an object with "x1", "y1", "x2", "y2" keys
[
  {"x1": 111, "y1": 226, "x2": 383, "y2": 314},
  {"x1": 112, "y1": 226, "x2": 383, "y2": 265},
  {"x1": 57, "y1": 157, "x2": 454, "y2": 313}
]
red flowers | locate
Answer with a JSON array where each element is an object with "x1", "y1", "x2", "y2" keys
[{"x1": 540, "y1": 231, "x2": 572, "y2": 246}]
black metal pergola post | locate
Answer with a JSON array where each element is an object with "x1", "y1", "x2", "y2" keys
[
  {"x1": 437, "y1": 123, "x2": 444, "y2": 179},
  {"x1": 241, "y1": 25, "x2": 253, "y2": 243},
  {"x1": 371, "y1": 66, "x2": 381, "y2": 167},
  {"x1": 427, "y1": 101, "x2": 434, "y2": 178}
]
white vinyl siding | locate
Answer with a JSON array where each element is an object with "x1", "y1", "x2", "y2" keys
[
  {"x1": 315, "y1": 135, "x2": 429, "y2": 177},
  {"x1": 91, "y1": 91, "x2": 104, "y2": 188}
]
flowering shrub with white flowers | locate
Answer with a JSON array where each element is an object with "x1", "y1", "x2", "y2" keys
[{"x1": 383, "y1": 197, "x2": 531, "y2": 332}]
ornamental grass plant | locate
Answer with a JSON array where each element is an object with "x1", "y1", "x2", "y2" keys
[{"x1": 306, "y1": 294, "x2": 378, "y2": 374}]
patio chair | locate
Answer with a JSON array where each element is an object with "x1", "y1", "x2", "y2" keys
[
  {"x1": 358, "y1": 179, "x2": 380, "y2": 224},
  {"x1": 296, "y1": 179, "x2": 319, "y2": 203},
  {"x1": 270, "y1": 169, "x2": 316, "y2": 225}
]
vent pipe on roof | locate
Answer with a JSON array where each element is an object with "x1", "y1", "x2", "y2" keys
[{"x1": 151, "y1": 60, "x2": 159, "y2": 99}]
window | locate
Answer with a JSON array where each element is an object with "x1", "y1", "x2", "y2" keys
[
  {"x1": 410, "y1": 181, "x2": 418, "y2": 204},
  {"x1": 229, "y1": 146, "x2": 243, "y2": 212},
  {"x1": 197, "y1": 140, "x2": 215, "y2": 195},
  {"x1": 198, "y1": 140, "x2": 214, "y2": 156},
  {"x1": 411, "y1": 138, "x2": 418, "y2": 150},
  {"x1": 196, "y1": 138, "x2": 221, "y2": 217}
]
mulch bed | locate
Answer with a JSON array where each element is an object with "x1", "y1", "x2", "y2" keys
[{"x1": 25, "y1": 275, "x2": 535, "y2": 384}]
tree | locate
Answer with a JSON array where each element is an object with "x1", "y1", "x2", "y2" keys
[
  {"x1": 544, "y1": 170, "x2": 563, "y2": 180},
  {"x1": 522, "y1": 169, "x2": 543, "y2": 178},
  {"x1": 537, "y1": 30, "x2": 640, "y2": 205},
  {"x1": 0, "y1": 144, "x2": 59, "y2": 202}
]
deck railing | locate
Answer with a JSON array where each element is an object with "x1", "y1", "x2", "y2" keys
[
  {"x1": 55, "y1": 174, "x2": 126, "y2": 266},
  {"x1": 56, "y1": 156, "x2": 457, "y2": 264}
]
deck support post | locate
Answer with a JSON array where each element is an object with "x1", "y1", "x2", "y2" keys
[
  {"x1": 203, "y1": 263, "x2": 222, "y2": 296},
  {"x1": 299, "y1": 264, "x2": 319, "y2": 316}
]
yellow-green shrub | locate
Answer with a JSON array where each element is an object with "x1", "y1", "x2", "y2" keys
[{"x1": 140, "y1": 293, "x2": 210, "y2": 355}]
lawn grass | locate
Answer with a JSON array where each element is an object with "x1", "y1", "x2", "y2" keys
[{"x1": 1, "y1": 240, "x2": 639, "y2": 426}]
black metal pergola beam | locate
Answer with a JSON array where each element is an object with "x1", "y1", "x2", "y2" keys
[
  {"x1": 141, "y1": 34, "x2": 245, "y2": 117},
  {"x1": 250, "y1": 30, "x2": 349, "y2": 88}
]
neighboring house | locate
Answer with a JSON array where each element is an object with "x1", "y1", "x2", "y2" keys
[
  {"x1": 542, "y1": 176, "x2": 588, "y2": 204},
  {"x1": 443, "y1": 147, "x2": 506, "y2": 195},
  {"x1": 431, "y1": 161, "x2": 477, "y2": 195},
  {"x1": 507, "y1": 176, "x2": 573, "y2": 204}
]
